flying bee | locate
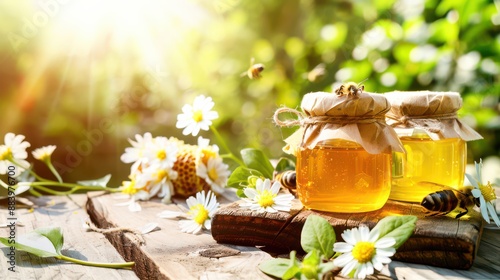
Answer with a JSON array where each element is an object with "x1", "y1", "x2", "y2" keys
[
  {"x1": 334, "y1": 80, "x2": 366, "y2": 97},
  {"x1": 306, "y1": 63, "x2": 326, "y2": 82},
  {"x1": 420, "y1": 182, "x2": 479, "y2": 219},
  {"x1": 274, "y1": 170, "x2": 297, "y2": 195},
  {"x1": 241, "y1": 58, "x2": 265, "y2": 79}
]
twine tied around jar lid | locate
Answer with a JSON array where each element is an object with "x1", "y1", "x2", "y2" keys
[
  {"x1": 384, "y1": 91, "x2": 483, "y2": 141},
  {"x1": 385, "y1": 112, "x2": 459, "y2": 134},
  {"x1": 273, "y1": 92, "x2": 405, "y2": 155},
  {"x1": 273, "y1": 107, "x2": 385, "y2": 127}
]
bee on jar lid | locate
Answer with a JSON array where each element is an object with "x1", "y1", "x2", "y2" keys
[
  {"x1": 241, "y1": 58, "x2": 265, "y2": 79},
  {"x1": 334, "y1": 80, "x2": 366, "y2": 97}
]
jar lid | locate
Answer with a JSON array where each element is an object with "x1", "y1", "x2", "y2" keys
[
  {"x1": 301, "y1": 91, "x2": 391, "y2": 117},
  {"x1": 275, "y1": 91, "x2": 404, "y2": 154},
  {"x1": 384, "y1": 91, "x2": 482, "y2": 141}
]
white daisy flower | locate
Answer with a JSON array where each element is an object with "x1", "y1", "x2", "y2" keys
[
  {"x1": 120, "y1": 132, "x2": 154, "y2": 174},
  {"x1": 117, "y1": 179, "x2": 150, "y2": 212},
  {"x1": 137, "y1": 163, "x2": 178, "y2": 203},
  {"x1": 466, "y1": 159, "x2": 500, "y2": 227},
  {"x1": 179, "y1": 190, "x2": 219, "y2": 234},
  {"x1": 143, "y1": 136, "x2": 178, "y2": 169},
  {"x1": 196, "y1": 157, "x2": 230, "y2": 194},
  {"x1": 240, "y1": 178, "x2": 294, "y2": 213},
  {"x1": 196, "y1": 136, "x2": 220, "y2": 165},
  {"x1": 176, "y1": 95, "x2": 219, "y2": 136},
  {"x1": 333, "y1": 226, "x2": 396, "y2": 279},
  {"x1": 0, "y1": 133, "x2": 31, "y2": 177},
  {"x1": 32, "y1": 145, "x2": 56, "y2": 162}
]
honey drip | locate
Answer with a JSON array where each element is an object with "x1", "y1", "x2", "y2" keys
[
  {"x1": 390, "y1": 137, "x2": 466, "y2": 202},
  {"x1": 296, "y1": 140, "x2": 391, "y2": 213}
]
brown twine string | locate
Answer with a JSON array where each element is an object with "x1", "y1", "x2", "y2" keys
[
  {"x1": 273, "y1": 106, "x2": 385, "y2": 127},
  {"x1": 386, "y1": 112, "x2": 458, "y2": 133},
  {"x1": 85, "y1": 220, "x2": 145, "y2": 245}
]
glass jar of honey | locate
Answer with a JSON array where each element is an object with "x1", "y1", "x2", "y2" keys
[
  {"x1": 274, "y1": 91, "x2": 404, "y2": 213},
  {"x1": 385, "y1": 91, "x2": 483, "y2": 203}
]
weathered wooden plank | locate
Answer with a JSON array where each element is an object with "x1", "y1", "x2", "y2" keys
[
  {"x1": 86, "y1": 192, "x2": 273, "y2": 280},
  {"x1": 0, "y1": 194, "x2": 138, "y2": 280},
  {"x1": 211, "y1": 199, "x2": 484, "y2": 270}
]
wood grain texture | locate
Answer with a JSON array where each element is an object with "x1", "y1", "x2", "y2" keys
[
  {"x1": 211, "y1": 199, "x2": 484, "y2": 270},
  {"x1": 86, "y1": 192, "x2": 273, "y2": 280},
  {"x1": 0, "y1": 194, "x2": 138, "y2": 280}
]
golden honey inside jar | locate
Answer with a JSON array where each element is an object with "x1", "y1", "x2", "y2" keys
[
  {"x1": 390, "y1": 133, "x2": 466, "y2": 202},
  {"x1": 297, "y1": 139, "x2": 392, "y2": 213},
  {"x1": 385, "y1": 91, "x2": 483, "y2": 203}
]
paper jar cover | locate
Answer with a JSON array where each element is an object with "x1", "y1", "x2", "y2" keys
[
  {"x1": 384, "y1": 91, "x2": 482, "y2": 141},
  {"x1": 279, "y1": 91, "x2": 405, "y2": 154}
]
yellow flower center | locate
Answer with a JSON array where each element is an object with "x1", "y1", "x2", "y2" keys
[
  {"x1": 479, "y1": 181, "x2": 497, "y2": 202},
  {"x1": 156, "y1": 169, "x2": 168, "y2": 182},
  {"x1": 190, "y1": 204, "x2": 209, "y2": 225},
  {"x1": 192, "y1": 110, "x2": 204, "y2": 123},
  {"x1": 38, "y1": 153, "x2": 51, "y2": 162},
  {"x1": 352, "y1": 241, "x2": 375, "y2": 263},
  {"x1": 156, "y1": 150, "x2": 167, "y2": 160},
  {"x1": 201, "y1": 148, "x2": 217, "y2": 165},
  {"x1": 121, "y1": 180, "x2": 138, "y2": 195},
  {"x1": 0, "y1": 146, "x2": 12, "y2": 161},
  {"x1": 257, "y1": 190, "x2": 276, "y2": 208},
  {"x1": 208, "y1": 167, "x2": 218, "y2": 182}
]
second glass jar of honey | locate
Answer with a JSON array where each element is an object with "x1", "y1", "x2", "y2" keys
[
  {"x1": 277, "y1": 91, "x2": 404, "y2": 213},
  {"x1": 385, "y1": 91, "x2": 483, "y2": 203}
]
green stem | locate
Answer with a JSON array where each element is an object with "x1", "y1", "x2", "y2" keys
[
  {"x1": 27, "y1": 182, "x2": 122, "y2": 196},
  {"x1": 210, "y1": 126, "x2": 245, "y2": 167},
  {"x1": 57, "y1": 255, "x2": 134, "y2": 269},
  {"x1": 9, "y1": 159, "x2": 53, "y2": 182},
  {"x1": 46, "y1": 160, "x2": 63, "y2": 183},
  {"x1": 28, "y1": 187, "x2": 43, "y2": 197}
]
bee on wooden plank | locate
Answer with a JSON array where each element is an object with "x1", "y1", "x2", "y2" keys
[
  {"x1": 334, "y1": 80, "x2": 366, "y2": 97},
  {"x1": 241, "y1": 58, "x2": 265, "y2": 79},
  {"x1": 274, "y1": 170, "x2": 296, "y2": 195},
  {"x1": 420, "y1": 182, "x2": 479, "y2": 219}
]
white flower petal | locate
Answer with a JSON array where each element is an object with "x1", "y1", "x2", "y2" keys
[
  {"x1": 128, "y1": 201, "x2": 142, "y2": 212},
  {"x1": 334, "y1": 242, "x2": 354, "y2": 253},
  {"x1": 138, "y1": 223, "x2": 159, "y2": 234},
  {"x1": 376, "y1": 247, "x2": 396, "y2": 257},
  {"x1": 375, "y1": 237, "x2": 396, "y2": 248},
  {"x1": 486, "y1": 202, "x2": 500, "y2": 226},
  {"x1": 157, "y1": 210, "x2": 186, "y2": 219},
  {"x1": 340, "y1": 260, "x2": 358, "y2": 277},
  {"x1": 334, "y1": 252, "x2": 355, "y2": 267}
]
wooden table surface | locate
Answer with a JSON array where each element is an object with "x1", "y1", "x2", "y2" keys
[{"x1": 1, "y1": 191, "x2": 500, "y2": 279}]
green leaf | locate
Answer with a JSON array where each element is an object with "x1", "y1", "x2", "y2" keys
[
  {"x1": 258, "y1": 258, "x2": 294, "y2": 279},
  {"x1": 318, "y1": 262, "x2": 336, "y2": 274},
  {"x1": 274, "y1": 157, "x2": 296, "y2": 173},
  {"x1": 301, "y1": 215, "x2": 335, "y2": 259},
  {"x1": 240, "y1": 148, "x2": 274, "y2": 179},
  {"x1": 283, "y1": 265, "x2": 301, "y2": 280},
  {"x1": 0, "y1": 226, "x2": 64, "y2": 258},
  {"x1": 77, "y1": 174, "x2": 112, "y2": 187},
  {"x1": 227, "y1": 166, "x2": 263, "y2": 188},
  {"x1": 371, "y1": 215, "x2": 417, "y2": 249}
]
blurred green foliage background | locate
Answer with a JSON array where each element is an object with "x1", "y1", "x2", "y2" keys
[{"x1": 0, "y1": 0, "x2": 499, "y2": 186}]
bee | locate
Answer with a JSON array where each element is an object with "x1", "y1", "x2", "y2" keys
[
  {"x1": 420, "y1": 183, "x2": 479, "y2": 219},
  {"x1": 241, "y1": 58, "x2": 265, "y2": 79},
  {"x1": 334, "y1": 80, "x2": 365, "y2": 97},
  {"x1": 274, "y1": 170, "x2": 297, "y2": 195},
  {"x1": 306, "y1": 63, "x2": 326, "y2": 82}
]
